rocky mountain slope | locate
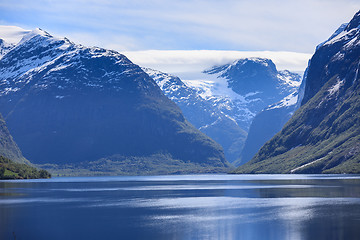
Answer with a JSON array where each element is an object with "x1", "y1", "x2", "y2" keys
[
  {"x1": 144, "y1": 59, "x2": 301, "y2": 165},
  {"x1": 0, "y1": 113, "x2": 51, "y2": 179},
  {"x1": 236, "y1": 91, "x2": 300, "y2": 166},
  {"x1": 235, "y1": 10, "x2": 360, "y2": 174},
  {"x1": 0, "y1": 114, "x2": 29, "y2": 164},
  {"x1": 204, "y1": 58, "x2": 301, "y2": 115},
  {"x1": 144, "y1": 68, "x2": 247, "y2": 164},
  {"x1": 0, "y1": 28, "x2": 230, "y2": 174}
]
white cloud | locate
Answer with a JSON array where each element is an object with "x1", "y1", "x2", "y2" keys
[
  {"x1": 0, "y1": 0, "x2": 359, "y2": 52},
  {"x1": 123, "y1": 50, "x2": 312, "y2": 79},
  {"x1": 0, "y1": 25, "x2": 30, "y2": 44}
]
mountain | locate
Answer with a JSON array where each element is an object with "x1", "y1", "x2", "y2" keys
[
  {"x1": 234, "y1": 10, "x2": 360, "y2": 174},
  {"x1": 143, "y1": 68, "x2": 247, "y2": 164},
  {"x1": 202, "y1": 58, "x2": 301, "y2": 166},
  {"x1": 0, "y1": 27, "x2": 230, "y2": 175},
  {"x1": 236, "y1": 91, "x2": 299, "y2": 166},
  {"x1": 0, "y1": 155, "x2": 51, "y2": 179},
  {"x1": 0, "y1": 113, "x2": 51, "y2": 179},
  {"x1": 0, "y1": 39, "x2": 14, "y2": 58},
  {"x1": 143, "y1": 59, "x2": 301, "y2": 165},
  {"x1": 0, "y1": 113, "x2": 29, "y2": 164},
  {"x1": 204, "y1": 58, "x2": 301, "y2": 115}
]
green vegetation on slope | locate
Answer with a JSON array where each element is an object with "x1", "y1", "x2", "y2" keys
[
  {"x1": 234, "y1": 11, "x2": 360, "y2": 174},
  {"x1": 0, "y1": 114, "x2": 29, "y2": 164},
  {"x1": 0, "y1": 156, "x2": 51, "y2": 179},
  {"x1": 234, "y1": 73, "x2": 360, "y2": 174},
  {"x1": 39, "y1": 153, "x2": 233, "y2": 177}
]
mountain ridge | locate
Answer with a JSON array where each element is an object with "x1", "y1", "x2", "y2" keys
[
  {"x1": 144, "y1": 67, "x2": 248, "y2": 164},
  {"x1": 0, "y1": 28, "x2": 230, "y2": 174},
  {"x1": 234, "y1": 10, "x2": 360, "y2": 174}
]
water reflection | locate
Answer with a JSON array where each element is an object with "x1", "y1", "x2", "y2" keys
[{"x1": 1, "y1": 175, "x2": 360, "y2": 240}]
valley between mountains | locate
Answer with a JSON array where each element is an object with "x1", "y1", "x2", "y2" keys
[{"x1": 0, "y1": 10, "x2": 360, "y2": 176}]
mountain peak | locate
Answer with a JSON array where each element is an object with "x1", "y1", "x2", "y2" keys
[
  {"x1": 233, "y1": 58, "x2": 276, "y2": 69},
  {"x1": 204, "y1": 57, "x2": 277, "y2": 76},
  {"x1": 321, "y1": 11, "x2": 360, "y2": 49},
  {"x1": 345, "y1": 10, "x2": 360, "y2": 32},
  {"x1": 18, "y1": 27, "x2": 71, "y2": 46},
  {"x1": 235, "y1": 10, "x2": 360, "y2": 174}
]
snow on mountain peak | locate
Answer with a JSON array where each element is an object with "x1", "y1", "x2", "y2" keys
[
  {"x1": 0, "y1": 27, "x2": 147, "y2": 97},
  {"x1": 17, "y1": 27, "x2": 73, "y2": 49},
  {"x1": 18, "y1": 28, "x2": 52, "y2": 44},
  {"x1": 234, "y1": 57, "x2": 272, "y2": 67},
  {"x1": 321, "y1": 11, "x2": 360, "y2": 49}
]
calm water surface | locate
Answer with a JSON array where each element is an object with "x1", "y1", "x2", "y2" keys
[{"x1": 1, "y1": 174, "x2": 360, "y2": 240}]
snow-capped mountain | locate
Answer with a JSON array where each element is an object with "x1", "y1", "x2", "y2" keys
[
  {"x1": 144, "y1": 58, "x2": 302, "y2": 165},
  {"x1": 235, "y1": 10, "x2": 360, "y2": 174},
  {"x1": 144, "y1": 68, "x2": 247, "y2": 164},
  {"x1": 237, "y1": 61, "x2": 307, "y2": 166},
  {"x1": 0, "y1": 28, "x2": 160, "y2": 97},
  {"x1": 0, "y1": 27, "x2": 230, "y2": 174},
  {"x1": 204, "y1": 58, "x2": 302, "y2": 114}
]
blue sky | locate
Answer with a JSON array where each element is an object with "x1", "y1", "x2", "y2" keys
[{"x1": 1, "y1": 0, "x2": 359, "y2": 53}]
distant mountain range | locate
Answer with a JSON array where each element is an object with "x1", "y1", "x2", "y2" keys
[
  {"x1": 5, "y1": 14, "x2": 356, "y2": 176},
  {"x1": 235, "y1": 10, "x2": 360, "y2": 174},
  {"x1": 0, "y1": 28, "x2": 230, "y2": 175},
  {"x1": 204, "y1": 58, "x2": 301, "y2": 114},
  {"x1": 143, "y1": 68, "x2": 248, "y2": 164},
  {"x1": 145, "y1": 59, "x2": 301, "y2": 164}
]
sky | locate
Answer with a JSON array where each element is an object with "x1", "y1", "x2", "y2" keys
[
  {"x1": 0, "y1": 0, "x2": 359, "y2": 75},
  {"x1": 1, "y1": 0, "x2": 359, "y2": 52}
]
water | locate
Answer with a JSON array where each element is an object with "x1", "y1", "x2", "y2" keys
[{"x1": 1, "y1": 174, "x2": 360, "y2": 240}]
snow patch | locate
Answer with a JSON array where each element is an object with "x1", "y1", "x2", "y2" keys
[
  {"x1": 0, "y1": 87, "x2": 20, "y2": 95},
  {"x1": 290, "y1": 153, "x2": 332, "y2": 173},
  {"x1": 183, "y1": 72, "x2": 247, "y2": 102},
  {"x1": 323, "y1": 25, "x2": 360, "y2": 48},
  {"x1": 277, "y1": 71, "x2": 301, "y2": 88},
  {"x1": 267, "y1": 91, "x2": 298, "y2": 110},
  {"x1": 328, "y1": 79, "x2": 343, "y2": 96}
]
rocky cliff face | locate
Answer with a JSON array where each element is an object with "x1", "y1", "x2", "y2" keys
[
  {"x1": 237, "y1": 91, "x2": 299, "y2": 166},
  {"x1": 144, "y1": 68, "x2": 247, "y2": 164},
  {"x1": 205, "y1": 58, "x2": 301, "y2": 114},
  {"x1": 204, "y1": 58, "x2": 301, "y2": 166},
  {"x1": 235, "y1": 10, "x2": 360, "y2": 174},
  {"x1": 0, "y1": 28, "x2": 230, "y2": 174},
  {"x1": 0, "y1": 114, "x2": 28, "y2": 164},
  {"x1": 145, "y1": 59, "x2": 301, "y2": 165}
]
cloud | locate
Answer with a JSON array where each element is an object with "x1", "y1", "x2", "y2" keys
[
  {"x1": 123, "y1": 50, "x2": 312, "y2": 79},
  {"x1": 0, "y1": 0, "x2": 359, "y2": 52},
  {"x1": 0, "y1": 25, "x2": 30, "y2": 44}
]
